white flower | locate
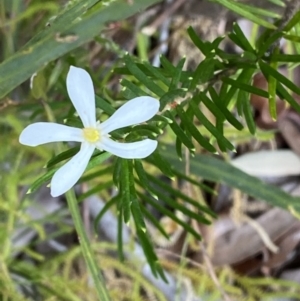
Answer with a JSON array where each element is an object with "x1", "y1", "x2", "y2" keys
[{"x1": 20, "y1": 66, "x2": 159, "y2": 197}]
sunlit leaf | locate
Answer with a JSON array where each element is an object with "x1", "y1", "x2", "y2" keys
[{"x1": 0, "y1": 0, "x2": 162, "y2": 98}]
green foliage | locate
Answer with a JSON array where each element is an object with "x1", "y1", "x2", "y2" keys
[
  {"x1": 2, "y1": 0, "x2": 300, "y2": 299},
  {"x1": 160, "y1": 144, "x2": 300, "y2": 211},
  {"x1": 0, "y1": 0, "x2": 162, "y2": 98}
]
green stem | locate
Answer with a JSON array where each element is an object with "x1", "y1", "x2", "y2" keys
[{"x1": 65, "y1": 189, "x2": 111, "y2": 301}]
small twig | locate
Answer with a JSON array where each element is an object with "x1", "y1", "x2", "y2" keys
[
  {"x1": 278, "y1": 0, "x2": 300, "y2": 32},
  {"x1": 200, "y1": 240, "x2": 233, "y2": 301},
  {"x1": 242, "y1": 215, "x2": 279, "y2": 253},
  {"x1": 142, "y1": 0, "x2": 186, "y2": 36},
  {"x1": 0, "y1": 98, "x2": 20, "y2": 111},
  {"x1": 157, "y1": 248, "x2": 204, "y2": 269},
  {"x1": 231, "y1": 189, "x2": 279, "y2": 254},
  {"x1": 267, "y1": 0, "x2": 300, "y2": 54}
]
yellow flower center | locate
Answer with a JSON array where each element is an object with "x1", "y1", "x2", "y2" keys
[{"x1": 83, "y1": 128, "x2": 100, "y2": 143}]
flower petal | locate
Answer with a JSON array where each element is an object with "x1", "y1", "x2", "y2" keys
[
  {"x1": 19, "y1": 122, "x2": 84, "y2": 146},
  {"x1": 50, "y1": 142, "x2": 94, "y2": 197},
  {"x1": 99, "y1": 96, "x2": 159, "y2": 134},
  {"x1": 67, "y1": 66, "x2": 96, "y2": 127},
  {"x1": 97, "y1": 137, "x2": 157, "y2": 159}
]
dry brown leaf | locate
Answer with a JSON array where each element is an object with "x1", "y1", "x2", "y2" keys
[{"x1": 210, "y1": 208, "x2": 298, "y2": 266}]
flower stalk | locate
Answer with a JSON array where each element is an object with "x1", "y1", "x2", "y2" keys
[{"x1": 66, "y1": 189, "x2": 111, "y2": 301}]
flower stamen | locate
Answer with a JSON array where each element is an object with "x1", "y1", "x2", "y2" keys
[{"x1": 83, "y1": 127, "x2": 100, "y2": 143}]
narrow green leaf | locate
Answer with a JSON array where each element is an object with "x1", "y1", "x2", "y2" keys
[
  {"x1": 129, "y1": 186, "x2": 162, "y2": 277},
  {"x1": 215, "y1": 48, "x2": 241, "y2": 61},
  {"x1": 86, "y1": 152, "x2": 112, "y2": 171},
  {"x1": 176, "y1": 105, "x2": 216, "y2": 153},
  {"x1": 124, "y1": 55, "x2": 165, "y2": 97},
  {"x1": 283, "y1": 10, "x2": 300, "y2": 32},
  {"x1": 236, "y1": 68, "x2": 255, "y2": 116},
  {"x1": 259, "y1": 60, "x2": 300, "y2": 96},
  {"x1": 120, "y1": 78, "x2": 146, "y2": 98},
  {"x1": 231, "y1": 22, "x2": 255, "y2": 52},
  {"x1": 79, "y1": 165, "x2": 113, "y2": 183},
  {"x1": 142, "y1": 62, "x2": 170, "y2": 86},
  {"x1": 257, "y1": 32, "x2": 282, "y2": 57},
  {"x1": 171, "y1": 168, "x2": 217, "y2": 195},
  {"x1": 222, "y1": 77, "x2": 269, "y2": 98},
  {"x1": 134, "y1": 159, "x2": 157, "y2": 199},
  {"x1": 27, "y1": 168, "x2": 57, "y2": 194},
  {"x1": 233, "y1": 1, "x2": 281, "y2": 19},
  {"x1": 189, "y1": 100, "x2": 235, "y2": 151},
  {"x1": 78, "y1": 181, "x2": 113, "y2": 202},
  {"x1": 0, "y1": 0, "x2": 162, "y2": 98},
  {"x1": 26, "y1": 0, "x2": 99, "y2": 46},
  {"x1": 147, "y1": 173, "x2": 216, "y2": 219},
  {"x1": 165, "y1": 111, "x2": 195, "y2": 152},
  {"x1": 126, "y1": 128, "x2": 157, "y2": 140},
  {"x1": 223, "y1": 85, "x2": 238, "y2": 106},
  {"x1": 217, "y1": 81, "x2": 229, "y2": 132},
  {"x1": 270, "y1": 54, "x2": 300, "y2": 63},
  {"x1": 283, "y1": 33, "x2": 300, "y2": 43},
  {"x1": 93, "y1": 196, "x2": 119, "y2": 234},
  {"x1": 236, "y1": 87, "x2": 246, "y2": 116},
  {"x1": 149, "y1": 151, "x2": 175, "y2": 178},
  {"x1": 208, "y1": 88, "x2": 243, "y2": 130},
  {"x1": 242, "y1": 94, "x2": 256, "y2": 135},
  {"x1": 169, "y1": 57, "x2": 186, "y2": 91},
  {"x1": 268, "y1": 60, "x2": 278, "y2": 120},
  {"x1": 267, "y1": 0, "x2": 285, "y2": 6},
  {"x1": 141, "y1": 206, "x2": 169, "y2": 239},
  {"x1": 176, "y1": 137, "x2": 183, "y2": 160},
  {"x1": 197, "y1": 92, "x2": 224, "y2": 121},
  {"x1": 276, "y1": 82, "x2": 300, "y2": 113},
  {"x1": 161, "y1": 144, "x2": 300, "y2": 211},
  {"x1": 235, "y1": 68, "x2": 255, "y2": 133},
  {"x1": 211, "y1": 36, "x2": 225, "y2": 50},
  {"x1": 137, "y1": 191, "x2": 202, "y2": 240},
  {"x1": 241, "y1": 51, "x2": 258, "y2": 61},
  {"x1": 132, "y1": 124, "x2": 163, "y2": 136},
  {"x1": 187, "y1": 26, "x2": 210, "y2": 56},
  {"x1": 65, "y1": 189, "x2": 110, "y2": 300},
  {"x1": 137, "y1": 32, "x2": 149, "y2": 61},
  {"x1": 131, "y1": 197, "x2": 146, "y2": 233},
  {"x1": 113, "y1": 157, "x2": 122, "y2": 187},
  {"x1": 160, "y1": 55, "x2": 177, "y2": 74},
  {"x1": 28, "y1": 151, "x2": 111, "y2": 193},
  {"x1": 46, "y1": 146, "x2": 79, "y2": 168},
  {"x1": 212, "y1": 0, "x2": 276, "y2": 29},
  {"x1": 228, "y1": 33, "x2": 248, "y2": 53},
  {"x1": 136, "y1": 228, "x2": 159, "y2": 276},
  {"x1": 117, "y1": 200, "x2": 124, "y2": 261},
  {"x1": 121, "y1": 88, "x2": 138, "y2": 101},
  {"x1": 148, "y1": 182, "x2": 211, "y2": 224},
  {"x1": 190, "y1": 58, "x2": 215, "y2": 90},
  {"x1": 120, "y1": 159, "x2": 132, "y2": 224},
  {"x1": 152, "y1": 114, "x2": 173, "y2": 124},
  {"x1": 95, "y1": 95, "x2": 116, "y2": 115}
]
